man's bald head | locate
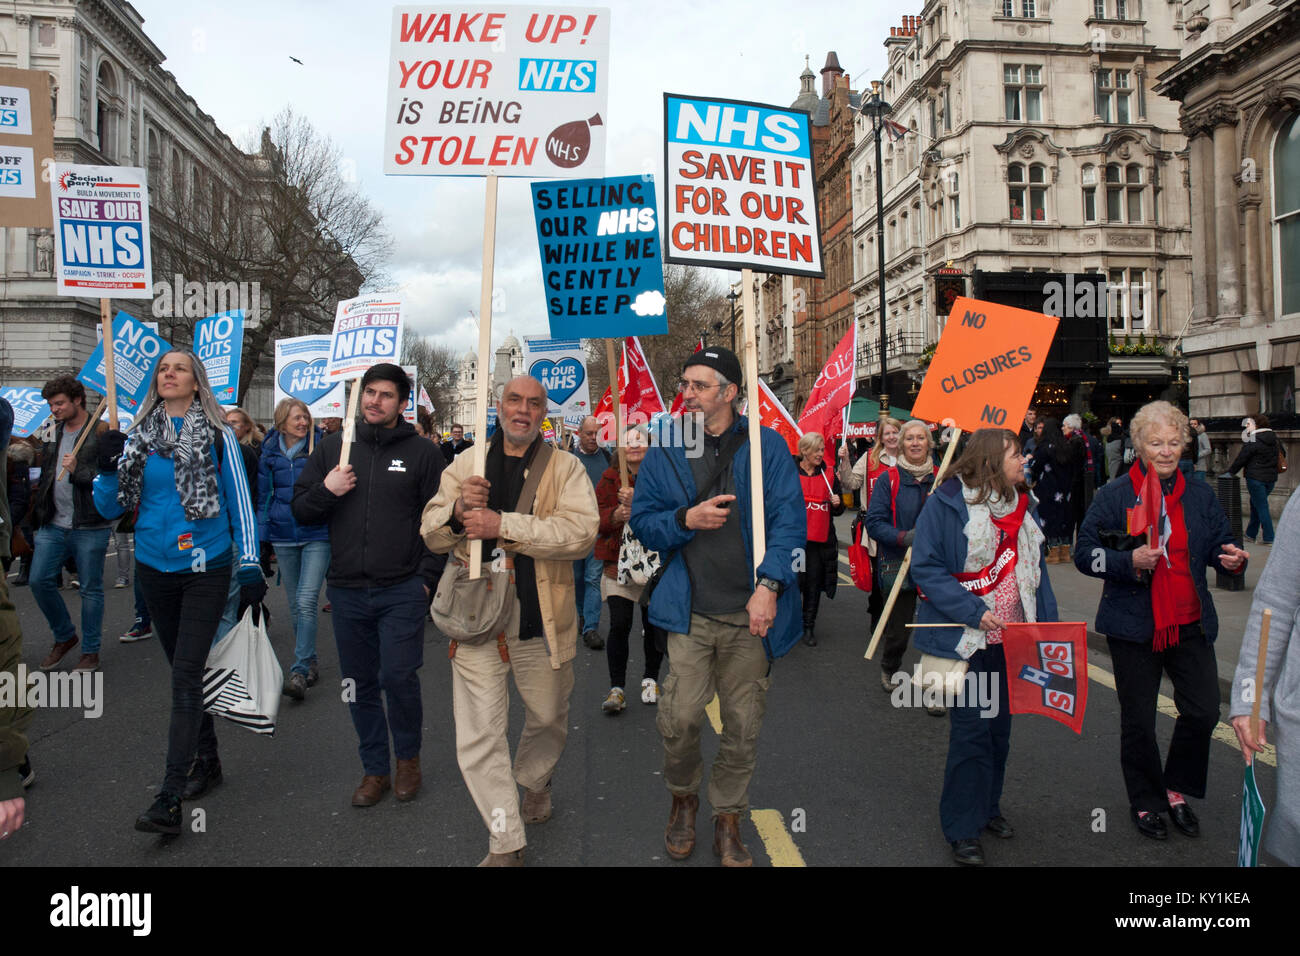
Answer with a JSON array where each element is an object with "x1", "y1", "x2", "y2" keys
[
  {"x1": 578, "y1": 415, "x2": 600, "y2": 454},
  {"x1": 498, "y1": 375, "x2": 547, "y2": 451}
]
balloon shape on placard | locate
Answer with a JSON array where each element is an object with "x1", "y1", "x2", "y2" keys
[{"x1": 546, "y1": 115, "x2": 602, "y2": 168}]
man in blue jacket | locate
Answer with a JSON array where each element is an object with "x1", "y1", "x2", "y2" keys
[{"x1": 630, "y1": 346, "x2": 804, "y2": 868}]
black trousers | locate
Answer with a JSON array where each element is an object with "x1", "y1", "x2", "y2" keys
[
  {"x1": 137, "y1": 561, "x2": 233, "y2": 797},
  {"x1": 878, "y1": 588, "x2": 918, "y2": 676},
  {"x1": 798, "y1": 540, "x2": 830, "y2": 628},
  {"x1": 606, "y1": 594, "x2": 665, "y2": 688},
  {"x1": 1106, "y1": 628, "x2": 1220, "y2": 812}
]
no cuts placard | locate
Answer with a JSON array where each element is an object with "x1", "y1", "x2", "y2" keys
[
  {"x1": 76, "y1": 312, "x2": 170, "y2": 414},
  {"x1": 328, "y1": 294, "x2": 405, "y2": 379},
  {"x1": 49, "y1": 163, "x2": 152, "y2": 297},
  {"x1": 385, "y1": 5, "x2": 610, "y2": 177},
  {"x1": 0, "y1": 386, "x2": 50, "y2": 438},
  {"x1": 195, "y1": 310, "x2": 244, "y2": 405},
  {"x1": 663, "y1": 93, "x2": 824, "y2": 278}
]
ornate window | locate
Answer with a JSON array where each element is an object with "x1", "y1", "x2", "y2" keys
[
  {"x1": 1108, "y1": 267, "x2": 1148, "y2": 332},
  {"x1": 1104, "y1": 163, "x2": 1143, "y2": 223},
  {"x1": 95, "y1": 61, "x2": 119, "y2": 159},
  {"x1": 1004, "y1": 65, "x2": 1043, "y2": 122},
  {"x1": 1276, "y1": 112, "x2": 1300, "y2": 317},
  {"x1": 1096, "y1": 69, "x2": 1132, "y2": 124},
  {"x1": 1009, "y1": 162, "x2": 1048, "y2": 222}
]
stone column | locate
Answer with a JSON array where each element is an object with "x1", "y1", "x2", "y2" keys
[
  {"x1": 15, "y1": 14, "x2": 31, "y2": 69},
  {"x1": 1210, "y1": 105, "x2": 1241, "y2": 319},
  {"x1": 1241, "y1": 197, "x2": 1264, "y2": 325},
  {"x1": 1182, "y1": 114, "x2": 1213, "y2": 326}
]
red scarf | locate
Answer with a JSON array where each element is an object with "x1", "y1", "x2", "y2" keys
[
  {"x1": 1127, "y1": 461, "x2": 1186, "y2": 651},
  {"x1": 954, "y1": 494, "x2": 1029, "y2": 595}
]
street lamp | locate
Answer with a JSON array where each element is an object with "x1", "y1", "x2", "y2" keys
[
  {"x1": 860, "y1": 79, "x2": 894, "y2": 422},
  {"x1": 726, "y1": 285, "x2": 740, "y2": 353}
]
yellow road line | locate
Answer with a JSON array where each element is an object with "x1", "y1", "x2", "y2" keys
[
  {"x1": 1087, "y1": 661, "x2": 1275, "y2": 768},
  {"x1": 705, "y1": 694, "x2": 722, "y2": 734},
  {"x1": 750, "y1": 809, "x2": 807, "y2": 867}
]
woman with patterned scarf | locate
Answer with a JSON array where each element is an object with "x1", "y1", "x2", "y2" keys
[
  {"x1": 910, "y1": 428, "x2": 1059, "y2": 866},
  {"x1": 1076, "y1": 401, "x2": 1248, "y2": 842},
  {"x1": 92, "y1": 349, "x2": 261, "y2": 836}
]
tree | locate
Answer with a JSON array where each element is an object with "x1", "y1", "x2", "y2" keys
[{"x1": 401, "y1": 335, "x2": 459, "y2": 428}]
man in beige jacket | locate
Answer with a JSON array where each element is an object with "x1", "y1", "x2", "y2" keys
[{"x1": 421, "y1": 376, "x2": 599, "y2": 866}]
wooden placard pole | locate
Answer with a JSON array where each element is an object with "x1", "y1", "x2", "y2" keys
[
  {"x1": 865, "y1": 426, "x2": 963, "y2": 660},
  {"x1": 338, "y1": 378, "x2": 361, "y2": 467},
  {"x1": 100, "y1": 299, "x2": 119, "y2": 431},
  {"x1": 605, "y1": 338, "x2": 627, "y2": 485},
  {"x1": 1252, "y1": 609, "x2": 1272, "y2": 751},
  {"x1": 469, "y1": 173, "x2": 499, "y2": 581},
  {"x1": 57, "y1": 393, "x2": 108, "y2": 481},
  {"x1": 739, "y1": 268, "x2": 764, "y2": 573}
]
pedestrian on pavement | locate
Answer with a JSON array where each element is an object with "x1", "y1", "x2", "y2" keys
[
  {"x1": 1062, "y1": 414, "x2": 1091, "y2": 546},
  {"x1": 1229, "y1": 414, "x2": 1283, "y2": 544},
  {"x1": 421, "y1": 375, "x2": 599, "y2": 866},
  {"x1": 92, "y1": 349, "x2": 262, "y2": 834},
  {"x1": 910, "y1": 428, "x2": 1058, "y2": 866},
  {"x1": 839, "y1": 417, "x2": 901, "y2": 632},
  {"x1": 1104, "y1": 418, "x2": 1127, "y2": 481},
  {"x1": 1029, "y1": 417, "x2": 1078, "y2": 563},
  {"x1": 258, "y1": 398, "x2": 329, "y2": 701},
  {"x1": 867, "y1": 420, "x2": 938, "y2": 697},
  {"x1": 1230, "y1": 488, "x2": 1300, "y2": 866},
  {"x1": 1190, "y1": 419, "x2": 1212, "y2": 482},
  {"x1": 630, "y1": 345, "x2": 805, "y2": 868},
  {"x1": 594, "y1": 424, "x2": 667, "y2": 714},
  {"x1": 1018, "y1": 406, "x2": 1038, "y2": 448},
  {"x1": 796, "y1": 431, "x2": 844, "y2": 647},
  {"x1": 1075, "y1": 400, "x2": 1248, "y2": 842},
  {"x1": 292, "y1": 363, "x2": 444, "y2": 809},
  {"x1": 571, "y1": 414, "x2": 611, "y2": 649},
  {"x1": 28, "y1": 376, "x2": 113, "y2": 673},
  {"x1": 440, "y1": 422, "x2": 474, "y2": 464}
]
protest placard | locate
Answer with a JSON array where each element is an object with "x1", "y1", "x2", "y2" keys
[
  {"x1": 530, "y1": 174, "x2": 667, "y2": 338},
  {"x1": 0, "y1": 67, "x2": 55, "y2": 227},
  {"x1": 0, "y1": 386, "x2": 50, "y2": 438},
  {"x1": 403, "y1": 364, "x2": 419, "y2": 423},
  {"x1": 76, "y1": 312, "x2": 170, "y2": 414},
  {"x1": 664, "y1": 93, "x2": 824, "y2": 278},
  {"x1": 328, "y1": 294, "x2": 404, "y2": 379},
  {"x1": 910, "y1": 296, "x2": 1059, "y2": 435},
  {"x1": 522, "y1": 335, "x2": 591, "y2": 422},
  {"x1": 275, "y1": 335, "x2": 347, "y2": 418},
  {"x1": 385, "y1": 5, "x2": 611, "y2": 178},
  {"x1": 50, "y1": 163, "x2": 152, "y2": 298},
  {"x1": 195, "y1": 310, "x2": 244, "y2": 405}
]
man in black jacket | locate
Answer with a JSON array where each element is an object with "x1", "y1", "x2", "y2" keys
[
  {"x1": 292, "y1": 364, "x2": 445, "y2": 807},
  {"x1": 440, "y1": 423, "x2": 473, "y2": 464},
  {"x1": 1229, "y1": 413, "x2": 1284, "y2": 544}
]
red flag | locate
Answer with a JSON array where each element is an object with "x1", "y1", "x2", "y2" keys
[
  {"x1": 797, "y1": 325, "x2": 857, "y2": 446},
  {"x1": 669, "y1": 337, "x2": 705, "y2": 417},
  {"x1": 755, "y1": 378, "x2": 802, "y2": 455},
  {"x1": 595, "y1": 336, "x2": 666, "y2": 426},
  {"x1": 1001, "y1": 622, "x2": 1089, "y2": 734},
  {"x1": 1127, "y1": 464, "x2": 1166, "y2": 546}
]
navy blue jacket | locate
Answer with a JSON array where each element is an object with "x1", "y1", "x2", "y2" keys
[
  {"x1": 1074, "y1": 468, "x2": 1243, "y2": 643},
  {"x1": 258, "y1": 428, "x2": 329, "y2": 545},
  {"x1": 910, "y1": 478, "x2": 1059, "y2": 660},
  {"x1": 865, "y1": 465, "x2": 936, "y2": 564},
  {"x1": 629, "y1": 416, "x2": 805, "y2": 660}
]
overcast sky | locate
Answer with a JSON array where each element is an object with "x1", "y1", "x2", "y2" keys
[{"x1": 130, "y1": 1, "x2": 903, "y2": 355}]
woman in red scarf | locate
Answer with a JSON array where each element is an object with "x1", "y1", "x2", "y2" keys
[
  {"x1": 796, "y1": 432, "x2": 844, "y2": 647},
  {"x1": 1075, "y1": 401, "x2": 1249, "y2": 841}
]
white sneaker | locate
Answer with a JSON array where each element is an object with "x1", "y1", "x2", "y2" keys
[
  {"x1": 601, "y1": 687, "x2": 626, "y2": 714},
  {"x1": 641, "y1": 678, "x2": 659, "y2": 705},
  {"x1": 114, "y1": 577, "x2": 129, "y2": 589}
]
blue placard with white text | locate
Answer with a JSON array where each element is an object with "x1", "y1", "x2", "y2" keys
[
  {"x1": 0, "y1": 387, "x2": 50, "y2": 438},
  {"x1": 76, "y1": 312, "x2": 171, "y2": 413},
  {"x1": 530, "y1": 174, "x2": 667, "y2": 339},
  {"x1": 195, "y1": 310, "x2": 244, "y2": 405}
]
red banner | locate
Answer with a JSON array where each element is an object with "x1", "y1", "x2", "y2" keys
[
  {"x1": 1001, "y1": 622, "x2": 1089, "y2": 734},
  {"x1": 596, "y1": 336, "x2": 666, "y2": 426},
  {"x1": 797, "y1": 325, "x2": 856, "y2": 446},
  {"x1": 668, "y1": 337, "x2": 704, "y2": 417},
  {"x1": 755, "y1": 378, "x2": 802, "y2": 455}
]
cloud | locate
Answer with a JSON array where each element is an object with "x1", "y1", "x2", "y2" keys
[{"x1": 631, "y1": 289, "x2": 666, "y2": 316}]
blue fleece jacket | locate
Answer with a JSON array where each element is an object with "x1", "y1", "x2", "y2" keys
[{"x1": 257, "y1": 428, "x2": 329, "y2": 545}]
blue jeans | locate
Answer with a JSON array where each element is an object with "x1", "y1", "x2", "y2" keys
[
  {"x1": 328, "y1": 577, "x2": 428, "y2": 776},
  {"x1": 273, "y1": 541, "x2": 330, "y2": 676},
  {"x1": 939, "y1": 644, "x2": 1012, "y2": 843},
  {"x1": 573, "y1": 553, "x2": 603, "y2": 633},
  {"x1": 1245, "y1": 478, "x2": 1276, "y2": 542},
  {"x1": 30, "y1": 524, "x2": 112, "y2": 653}
]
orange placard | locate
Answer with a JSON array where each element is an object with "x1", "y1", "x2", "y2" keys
[{"x1": 911, "y1": 296, "x2": 1059, "y2": 434}]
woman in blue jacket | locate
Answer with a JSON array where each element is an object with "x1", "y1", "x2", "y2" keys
[
  {"x1": 93, "y1": 349, "x2": 261, "y2": 835},
  {"x1": 866, "y1": 419, "x2": 937, "y2": 696},
  {"x1": 910, "y1": 428, "x2": 1058, "y2": 866},
  {"x1": 1075, "y1": 401, "x2": 1248, "y2": 841},
  {"x1": 258, "y1": 398, "x2": 329, "y2": 700}
]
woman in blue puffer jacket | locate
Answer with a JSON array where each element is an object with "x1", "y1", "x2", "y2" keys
[{"x1": 258, "y1": 398, "x2": 329, "y2": 701}]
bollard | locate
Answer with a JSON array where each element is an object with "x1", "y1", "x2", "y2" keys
[{"x1": 1216, "y1": 473, "x2": 1245, "y2": 591}]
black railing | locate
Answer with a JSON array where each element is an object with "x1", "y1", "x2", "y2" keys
[{"x1": 856, "y1": 331, "x2": 928, "y2": 367}]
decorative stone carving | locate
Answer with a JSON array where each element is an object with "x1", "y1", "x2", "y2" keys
[
  {"x1": 1013, "y1": 233, "x2": 1047, "y2": 245},
  {"x1": 15, "y1": 13, "x2": 31, "y2": 25},
  {"x1": 1205, "y1": 103, "x2": 1240, "y2": 128},
  {"x1": 1083, "y1": 234, "x2": 1098, "y2": 246},
  {"x1": 1112, "y1": 27, "x2": 1121, "y2": 39},
  {"x1": 34, "y1": 232, "x2": 54, "y2": 275},
  {"x1": 1117, "y1": 143, "x2": 1131, "y2": 160},
  {"x1": 1019, "y1": 142, "x2": 1035, "y2": 159},
  {"x1": 1107, "y1": 233, "x2": 1148, "y2": 247},
  {"x1": 1017, "y1": 25, "x2": 1027, "y2": 36}
]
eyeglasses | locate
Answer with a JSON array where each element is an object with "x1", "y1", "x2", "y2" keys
[{"x1": 677, "y1": 379, "x2": 722, "y2": 395}]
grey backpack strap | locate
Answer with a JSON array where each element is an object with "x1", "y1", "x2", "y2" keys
[{"x1": 517, "y1": 442, "x2": 554, "y2": 515}]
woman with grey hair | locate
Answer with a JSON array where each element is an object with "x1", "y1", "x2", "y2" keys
[
  {"x1": 1076, "y1": 400, "x2": 1249, "y2": 841},
  {"x1": 796, "y1": 431, "x2": 844, "y2": 646}
]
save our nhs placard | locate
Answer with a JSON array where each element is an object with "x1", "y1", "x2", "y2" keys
[
  {"x1": 0, "y1": 387, "x2": 50, "y2": 438},
  {"x1": 530, "y1": 174, "x2": 667, "y2": 339},
  {"x1": 663, "y1": 94, "x2": 824, "y2": 278},
  {"x1": 195, "y1": 310, "x2": 244, "y2": 405},
  {"x1": 76, "y1": 312, "x2": 170, "y2": 413},
  {"x1": 49, "y1": 163, "x2": 153, "y2": 297},
  {"x1": 328, "y1": 293, "x2": 404, "y2": 380},
  {"x1": 275, "y1": 336, "x2": 346, "y2": 418},
  {"x1": 522, "y1": 335, "x2": 590, "y2": 421}
]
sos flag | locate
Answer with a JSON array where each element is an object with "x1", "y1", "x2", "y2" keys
[
  {"x1": 1001, "y1": 622, "x2": 1088, "y2": 734},
  {"x1": 797, "y1": 324, "x2": 856, "y2": 447}
]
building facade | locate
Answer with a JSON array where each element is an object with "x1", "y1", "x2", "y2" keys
[{"x1": 454, "y1": 333, "x2": 522, "y2": 430}]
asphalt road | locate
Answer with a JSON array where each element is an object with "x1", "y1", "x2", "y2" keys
[{"x1": 1, "y1": 551, "x2": 1279, "y2": 868}]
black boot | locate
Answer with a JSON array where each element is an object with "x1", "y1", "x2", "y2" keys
[
  {"x1": 183, "y1": 755, "x2": 223, "y2": 800},
  {"x1": 802, "y1": 625, "x2": 817, "y2": 647},
  {"x1": 135, "y1": 792, "x2": 182, "y2": 835}
]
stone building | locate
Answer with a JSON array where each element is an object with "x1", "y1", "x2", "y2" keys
[
  {"x1": 853, "y1": 3, "x2": 1194, "y2": 420},
  {"x1": 454, "y1": 332, "x2": 521, "y2": 431}
]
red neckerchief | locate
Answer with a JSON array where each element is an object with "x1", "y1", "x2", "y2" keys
[
  {"x1": 954, "y1": 493, "x2": 1029, "y2": 595},
  {"x1": 1128, "y1": 460, "x2": 1186, "y2": 651}
]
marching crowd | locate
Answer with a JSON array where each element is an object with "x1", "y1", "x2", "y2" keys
[{"x1": 0, "y1": 344, "x2": 1295, "y2": 867}]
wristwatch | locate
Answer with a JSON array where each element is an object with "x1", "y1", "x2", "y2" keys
[{"x1": 757, "y1": 576, "x2": 783, "y2": 596}]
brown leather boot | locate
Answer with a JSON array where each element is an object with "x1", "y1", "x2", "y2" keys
[
  {"x1": 394, "y1": 757, "x2": 421, "y2": 801},
  {"x1": 521, "y1": 786, "x2": 552, "y2": 823},
  {"x1": 477, "y1": 848, "x2": 525, "y2": 867},
  {"x1": 664, "y1": 793, "x2": 699, "y2": 860},
  {"x1": 351, "y1": 774, "x2": 391, "y2": 807},
  {"x1": 713, "y1": 812, "x2": 753, "y2": 867}
]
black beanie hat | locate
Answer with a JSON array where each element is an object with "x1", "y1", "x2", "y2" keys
[
  {"x1": 683, "y1": 346, "x2": 743, "y2": 387},
  {"x1": 360, "y1": 362, "x2": 411, "y2": 404}
]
